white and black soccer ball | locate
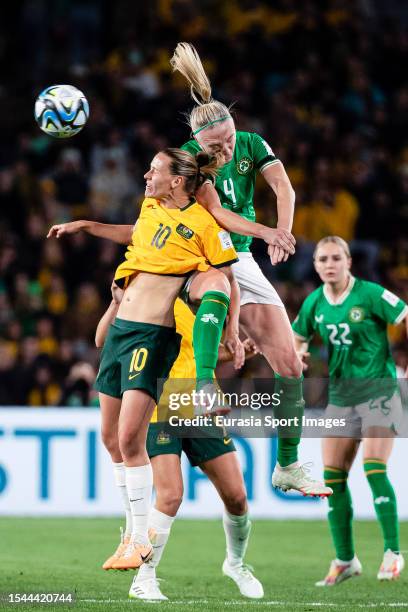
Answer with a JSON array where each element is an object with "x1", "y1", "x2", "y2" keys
[{"x1": 34, "y1": 84, "x2": 89, "y2": 138}]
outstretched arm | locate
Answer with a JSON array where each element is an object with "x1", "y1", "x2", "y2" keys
[
  {"x1": 196, "y1": 182, "x2": 295, "y2": 254},
  {"x1": 47, "y1": 220, "x2": 133, "y2": 245},
  {"x1": 95, "y1": 282, "x2": 124, "y2": 347},
  {"x1": 262, "y1": 161, "x2": 296, "y2": 265},
  {"x1": 217, "y1": 265, "x2": 245, "y2": 370},
  {"x1": 294, "y1": 335, "x2": 310, "y2": 371}
]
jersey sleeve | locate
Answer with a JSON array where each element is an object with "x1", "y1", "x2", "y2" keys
[
  {"x1": 292, "y1": 294, "x2": 317, "y2": 340},
  {"x1": 181, "y1": 139, "x2": 200, "y2": 154},
  {"x1": 200, "y1": 220, "x2": 239, "y2": 268},
  {"x1": 251, "y1": 133, "x2": 280, "y2": 172},
  {"x1": 368, "y1": 283, "x2": 408, "y2": 324}
]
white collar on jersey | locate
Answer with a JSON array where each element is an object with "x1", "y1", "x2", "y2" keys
[{"x1": 323, "y1": 274, "x2": 355, "y2": 306}]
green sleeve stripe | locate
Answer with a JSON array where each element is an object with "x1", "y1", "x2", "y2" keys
[
  {"x1": 259, "y1": 158, "x2": 280, "y2": 172},
  {"x1": 394, "y1": 304, "x2": 408, "y2": 324}
]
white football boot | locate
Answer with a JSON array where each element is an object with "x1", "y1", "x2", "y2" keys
[
  {"x1": 377, "y1": 550, "x2": 405, "y2": 581},
  {"x1": 272, "y1": 462, "x2": 333, "y2": 498},
  {"x1": 222, "y1": 559, "x2": 264, "y2": 599},
  {"x1": 129, "y1": 573, "x2": 168, "y2": 601},
  {"x1": 315, "y1": 557, "x2": 362, "y2": 586}
]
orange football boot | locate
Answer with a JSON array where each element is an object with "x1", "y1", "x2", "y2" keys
[
  {"x1": 102, "y1": 528, "x2": 131, "y2": 570},
  {"x1": 112, "y1": 540, "x2": 153, "y2": 570}
]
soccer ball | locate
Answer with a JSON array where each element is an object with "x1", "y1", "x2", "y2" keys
[{"x1": 34, "y1": 84, "x2": 89, "y2": 138}]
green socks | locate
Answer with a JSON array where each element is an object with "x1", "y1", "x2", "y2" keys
[
  {"x1": 275, "y1": 374, "x2": 304, "y2": 467},
  {"x1": 364, "y1": 459, "x2": 399, "y2": 552},
  {"x1": 324, "y1": 467, "x2": 354, "y2": 562},
  {"x1": 323, "y1": 461, "x2": 399, "y2": 562},
  {"x1": 193, "y1": 290, "x2": 230, "y2": 385}
]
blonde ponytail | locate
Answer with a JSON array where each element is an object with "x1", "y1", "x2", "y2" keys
[
  {"x1": 170, "y1": 42, "x2": 212, "y2": 105},
  {"x1": 170, "y1": 42, "x2": 233, "y2": 135}
]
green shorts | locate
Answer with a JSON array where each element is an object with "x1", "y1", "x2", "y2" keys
[
  {"x1": 95, "y1": 318, "x2": 181, "y2": 402},
  {"x1": 147, "y1": 422, "x2": 236, "y2": 467}
]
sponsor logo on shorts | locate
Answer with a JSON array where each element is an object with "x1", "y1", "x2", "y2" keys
[
  {"x1": 128, "y1": 372, "x2": 141, "y2": 380},
  {"x1": 237, "y1": 157, "x2": 253, "y2": 175},
  {"x1": 176, "y1": 223, "x2": 194, "y2": 240},
  {"x1": 156, "y1": 431, "x2": 171, "y2": 445},
  {"x1": 349, "y1": 307, "x2": 365, "y2": 322}
]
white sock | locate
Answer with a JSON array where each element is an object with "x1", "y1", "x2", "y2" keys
[
  {"x1": 137, "y1": 507, "x2": 175, "y2": 580},
  {"x1": 223, "y1": 509, "x2": 251, "y2": 567},
  {"x1": 125, "y1": 463, "x2": 153, "y2": 545},
  {"x1": 112, "y1": 462, "x2": 132, "y2": 537}
]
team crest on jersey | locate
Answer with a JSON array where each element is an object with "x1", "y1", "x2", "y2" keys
[
  {"x1": 176, "y1": 223, "x2": 194, "y2": 240},
  {"x1": 237, "y1": 157, "x2": 253, "y2": 175},
  {"x1": 156, "y1": 431, "x2": 171, "y2": 445},
  {"x1": 349, "y1": 307, "x2": 364, "y2": 322}
]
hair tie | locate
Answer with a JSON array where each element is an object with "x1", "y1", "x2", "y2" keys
[{"x1": 192, "y1": 116, "x2": 230, "y2": 135}]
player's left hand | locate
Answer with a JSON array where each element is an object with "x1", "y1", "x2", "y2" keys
[
  {"x1": 111, "y1": 281, "x2": 124, "y2": 304},
  {"x1": 268, "y1": 244, "x2": 290, "y2": 266},
  {"x1": 47, "y1": 220, "x2": 85, "y2": 238},
  {"x1": 224, "y1": 330, "x2": 245, "y2": 369},
  {"x1": 242, "y1": 337, "x2": 260, "y2": 360}
]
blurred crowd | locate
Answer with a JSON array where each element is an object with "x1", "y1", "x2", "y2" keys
[{"x1": 0, "y1": 0, "x2": 407, "y2": 405}]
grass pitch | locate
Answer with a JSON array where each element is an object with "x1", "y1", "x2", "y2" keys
[{"x1": 0, "y1": 518, "x2": 407, "y2": 611}]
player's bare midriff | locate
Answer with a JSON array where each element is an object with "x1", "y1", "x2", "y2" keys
[{"x1": 116, "y1": 272, "x2": 186, "y2": 327}]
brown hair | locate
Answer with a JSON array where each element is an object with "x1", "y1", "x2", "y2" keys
[
  {"x1": 313, "y1": 236, "x2": 351, "y2": 259},
  {"x1": 162, "y1": 148, "x2": 220, "y2": 195},
  {"x1": 170, "y1": 42, "x2": 233, "y2": 135}
]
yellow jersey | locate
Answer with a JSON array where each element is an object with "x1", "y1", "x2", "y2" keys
[
  {"x1": 114, "y1": 198, "x2": 238, "y2": 283},
  {"x1": 151, "y1": 298, "x2": 195, "y2": 423}
]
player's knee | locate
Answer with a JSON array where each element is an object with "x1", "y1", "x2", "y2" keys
[
  {"x1": 118, "y1": 429, "x2": 143, "y2": 460},
  {"x1": 287, "y1": 356, "x2": 303, "y2": 378},
  {"x1": 275, "y1": 351, "x2": 303, "y2": 378},
  {"x1": 223, "y1": 490, "x2": 247, "y2": 516},
  {"x1": 156, "y1": 488, "x2": 183, "y2": 516},
  {"x1": 203, "y1": 270, "x2": 231, "y2": 297},
  {"x1": 101, "y1": 428, "x2": 119, "y2": 456}
]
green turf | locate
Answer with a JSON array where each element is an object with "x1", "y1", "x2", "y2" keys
[{"x1": 0, "y1": 519, "x2": 407, "y2": 611}]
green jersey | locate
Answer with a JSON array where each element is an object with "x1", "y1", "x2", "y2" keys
[
  {"x1": 292, "y1": 277, "x2": 408, "y2": 406},
  {"x1": 182, "y1": 131, "x2": 279, "y2": 252}
]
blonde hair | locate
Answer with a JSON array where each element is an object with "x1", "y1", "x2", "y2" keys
[
  {"x1": 313, "y1": 236, "x2": 351, "y2": 259},
  {"x1": 163, "y1": 148, "x2": 220, "y2": 195},
  {"x1": 170, "y1": 42, "x2": 232, "y2": 134}
]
